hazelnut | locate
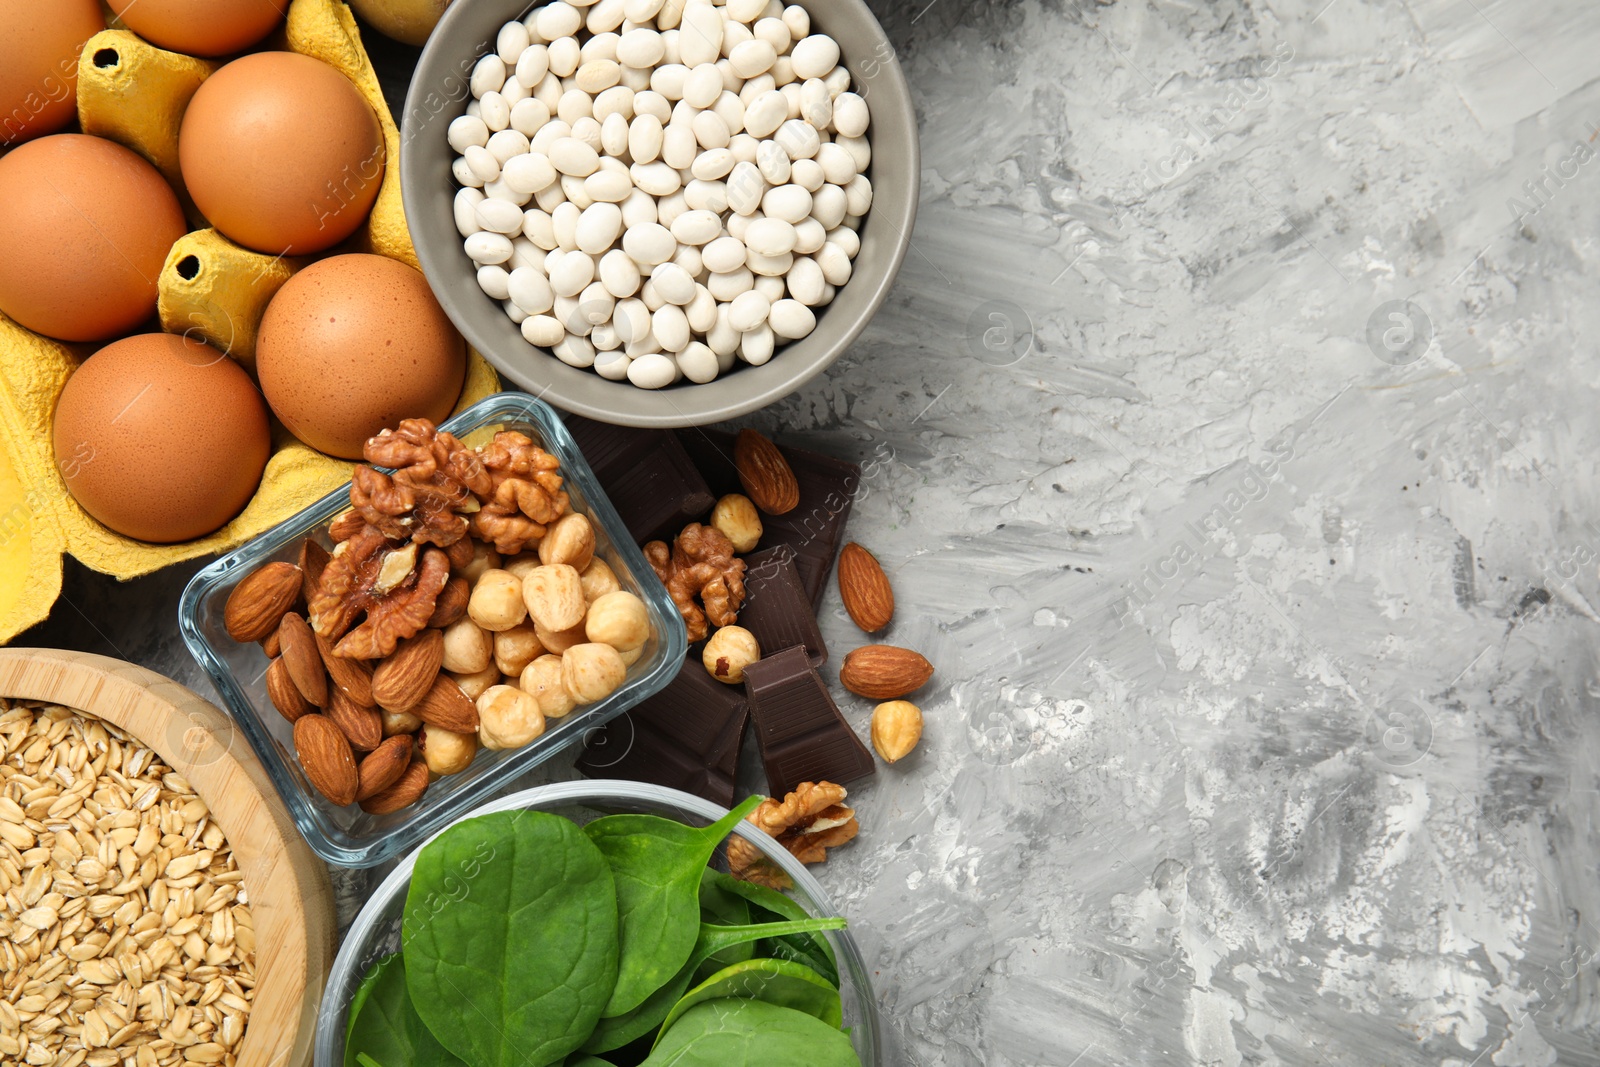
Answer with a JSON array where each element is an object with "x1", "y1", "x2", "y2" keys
[
  {"x1": 562, "y1": 643, "x2": 627, "y2": 705},
  {"x1": 381, "y1": 708, "x2": 423, "y2": 737},
  {"x1": 522, "y1": 564, "x2": 586, "y2": 631},
  {"x1": 520, "y1": 654, "x2": 576, "y2": 719},
  {"x1": 469, "y1": 569, "x2": 528, "y2": 632},
  {"x1": 536, "y1": 619, "x2": 588, "y2": 655},
  {"x1": 580, "y1": 557, "x2": 622, "y2": 602},
  {"x1": 440, "y1": 617, "x2": 493, "y2": 674},
  {"x1": 420, "y1": 722, "x2": 477, "y2": 776},
  {"x1": 711, "y1": 493, "x2": 763, "y2": 553},
  {"x1": 702, "y1": 625, "x2": 760, "y2": 684},
  {"x1": 476, "y1": 685, "x2": 546, "y2": 750},
  {"x1": 448, "y1": 665, "x2": 501, "y2": 702},
  {"x1": 616, "y1": 643, "x2": 644, "y2": 667},
  {"x1": 459, "y1": 541, "x2": 502, "y2": 584},
  {"x1": 494, "y1": 622, "x2": 545, "y2": 677},
  {"x1": 502, "y1": 553, "x2": 541, "y2": 580},
  {"x1": 584, "y1": 590, "x2": 652, "y2": 652},
  {"x1": 870, "y1": 700, "x2": 923, "y2": 763},
  {"x1": 539, "y1": 512, "x2": 596, "y2": 570}
]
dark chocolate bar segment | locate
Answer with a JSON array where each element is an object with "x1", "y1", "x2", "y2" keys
[
  {"x1": 675, "y1": 430, "x2": 860, "y2": 612},
  {"x1": 738, "y1": 546, "x2": 827, "y2": 669},
  {"x1": 744, "y1": 645, "x2": 874, "y2": 798},
  {"x1": 564, "y1": 414, "x2": 716, "y2": 544},
  {"x1": 573, "y1": 660, "x2": 747, "y2": 807}
]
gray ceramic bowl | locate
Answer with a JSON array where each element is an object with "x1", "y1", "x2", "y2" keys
[{"x1": 400, "y1": 0, "x2": 917, "y2": 427}]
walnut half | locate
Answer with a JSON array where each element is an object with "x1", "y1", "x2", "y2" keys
[
  {"x1": 644, "y1": 523, "x2": 747, "y2": 642},
  {"x1": 727, "y1": 781, "x2": 859, "y2": 889}
]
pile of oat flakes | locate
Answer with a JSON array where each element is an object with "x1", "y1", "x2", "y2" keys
[{"x1": 0, "y1": 698, "x2": 256, "y2": 1066}]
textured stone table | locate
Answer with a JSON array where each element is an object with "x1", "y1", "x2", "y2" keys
[{"x1": 22, "y1": 0, "x2": 1600, "y2": 1063}]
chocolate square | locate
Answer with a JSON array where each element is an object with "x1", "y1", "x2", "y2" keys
[
  {"x1": 564, "y1": 415, "x2": 716, "y2": 544},
  {"x1": 743, "y1": 645, "x2": 874, "y2": 798}
]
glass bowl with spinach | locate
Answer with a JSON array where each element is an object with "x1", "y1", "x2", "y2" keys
[{"x1": 314, "y1": 782, "x2": 880, "y2": 1066}]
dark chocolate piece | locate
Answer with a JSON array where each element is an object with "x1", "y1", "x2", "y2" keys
[
  {"x1": 738, "y1": 546, "x2": 826, "y2": 669},
  {"x1": 573, "y1": 658, "x2": 747, "y2": 807},
  {"x1": 743, "y1": 645, "x2": 874, "y2": 798},
  {"x1": 675, "y1": 430, "x2": 860, "y2": 612},
  {"x1": 565, "y1": 415, "x2": 716, "y2": 544}
]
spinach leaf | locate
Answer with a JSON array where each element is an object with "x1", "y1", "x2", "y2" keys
[
  {"x1": 581, "y1": 918, "x2": 846, "y2": 1055},
  {"x1": 641, "y1": 999, "x2": 862, "y2": 1066},
  {"x1": 566, "y1": 1057, "x2": 616, "y2": 1066},
  {"x1": 695, "y1": 870, "x2": 753, "y2": 978},
  {"x1": 343, "y1": 954, "x2": 465, "y2": 1067},
  {"x1": 403, "y1": 811, "x2": 619, "y2": 1067},
  {"x1": 656, "y1": 957, "x2": 843, "y2": 1043},
  {"x1": 586, "y1": 796, "x2": 763, "y2": 1016},
  {"x1": 701, "y1": 871, "x2": 839, "y2": 986}
]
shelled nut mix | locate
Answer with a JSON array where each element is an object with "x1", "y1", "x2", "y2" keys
[
  {"x1": 222, "y1": 417, "x2": 654, "y2": 813},
  {"x1": 0, "y1": 699, "x2": 255, "y2": 1066},
  {"x1": 449, "y1": 3, "x2": 872, "y2": 388}
]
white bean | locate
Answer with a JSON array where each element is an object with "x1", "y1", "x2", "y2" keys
[
  {"x1": 613, "y1": 297, "x2": 651, "y2": 342},
  {"x1": 684, "y1": 178, "x2": 729, "y2": 213},
  {"x1": 774, "y1": 118, "x2": 819, "y2": 160},
  {"x1": 722, "y1": 21, "x2": 753, "y2": 59},
  {"x1": 707, "y1": 304, "x2": 739, "y2": 354},
  {"x1": 555, "y1": 294, "x2": 587, "y2": 333},
  {"x1": 782, "y1": 4, "x2": 809, "y2": 38},
  {"x1": 786, "y1": 254, "x2": 824, "y2": 304},
  {"x1": 810, "y1": 182, "x2": 845, "y2": 228},
  {"x1": 628, "y1": 114, "x2": 665, "y2": 163},
  {"x1": 836, "y1": 132, "x2": 870, "y2": 171},
  {"x1": 623, "y1": 221, "x2": 677, "y2": 264},
  {"x1": 791, "y1": 216, "x2": 825, "y2": 253},
  {"x1": 815, "y1": 142, "x2": 855, "y2": 185},
  {"x1": 498, "y1": 20, "x2": 531, "y2": 61},
  {"x1": 625, "y1": 0, "x2": 667, "y2": 22},
  {"x1": 743, "y1": 215, "x2": 795, "y2": 256},
  {"x1": 486, "y1": 129, "x2": 530, "y2": 164},
  {"x1": 523, "y1": 208, "x2": 558, "y2": 249},
  {"x1": 550, "y1": 249, "x2": 596, "y2": 295},
  {"x1": 454, "y1": 188, "x2": 485, "y2": 237},
  {"x1": 523, "y1": 315, "x2": 564, "y2": 346},
  {"x1": 511, "y1": 237, "x2": 544, "y2": 271},
  {"x1": 477, "y1": 264, "x2": 511, "y2": 300},
  {"x1": 831, "y1": 91, "x2": 868, "y2": 137},
  {"x1": 679, "y1": 1, "x2": 724, "y2": 66},
  {"x1": 631, "y1": 160, "x2": 682, "y2": 196},
  {"x1": 752, "y1": 16, "x2": 788, "y2": 52},
  {"x1": 589, "y1": 0, "x2": 629, "y2": 32},
  {"x1": 823, "y1": 64, "x2": 851, "y2": 97},
  {"x1": 761, "y1": 183, "x2": 811, "y2": 223},
  {"x1": 595, "y1": 350, "x2": 632, "y2": 379},
  {"x1": 652, "y1": 303, "x2": 691, "y2": 350},
  {"x1": 586, "y1": 167, "x2": 633, "y2": 203},
  {"x1": 729, "y1": 38, "x2": 776, "y2": 79},
  {"x1": 728, "y1": 131, "x2": 759, "y2": 163},
  {"x1": 789, "y1": 157, "x2": 824, "y2": 192},
  {"x1": 799, "y1": 78, "x2": 830, "y2": 129},
  {"x1": 516, "y1": 45, "x2": 550, "y2": 88},
  {"x1": 768, "y1": 297, "x2": 814, "y2": 338},
  {"x1": 686, "y1": 284, "x2": 718, "y2": 330},
  {"x1": 558, "y1": 88, "x2": 594, "y2": 124},
  {"x1": 663, "y1": 122, "x2": 699, "y2": 169},
  {"x1": 484, "y1": 177, "x2": 531, "y2": 206},
  {"x1": 480, "y1": 90, "x2": 511, "y2": 130},
  {"x1": 739, "y1": 73, "x2": 776, "y2": 106},
  {"x1": 621, "y1": 188, "x2": 658, "y2": 226},
  {"x1": 753, "y1": 272, "x2": 785, "y2": 302},
  {"x1": 537, "y1": 2, "x2": 584, "y2": 40},
  {"x1": 672, "y1": 242, "x2": 702, "y2": 277},
  {"x1": 650, "y1": 261, "x2": 696, "y2": 303},
  {"x1": 816, "y1": 240, "x2": 851, "y2": 285},
  {"x1": 576, "y1": 281, "x2": 616, "y2": 326},
  {"x1": 669, "y1": 208, "x2": 722, "y2": 245},
  {"x1": 826, "y1": 224, "x2": 859, "y2": 258},
  {"x1": 554, "y1": 333, "x2": 597, "y2": 367},
  {"x1": 743, "y1": 90, "x2": 786, "y2": 137},
  {"x1": 504, "y1": 299, "x2": 528, "y2": 324},
  {"x1": 691, "y1": 147, "x2": 735, "y2": 180},
  {"x1": 476, "y1": 198, "x2": 526, "y2": 234},
  {"x1": 548, "y1": 35, "x2": 581, "y2": 76},
  {"x1": 727, "y1": 289, "x2": 770, "y2": 331},
  {"x1": 779, "y1": 81, "x2": 803, "y2": 120},
  {"x1": 529, "y1": 118, "x2": 572, "y2": 155},
  {"x1": 770, "y1": 54, "x2": 795, "y2": 87},
  {"x1": 692, "y1": 110, "x2": 731, "y2": 149},
  {"x1": 465, "y1": 231, "x2": 514, "y2": 264},
  {"x1": 728, "y1": 0, "x2": 766, "y2": 22},
  {"x1": 651, "y1": 62, "x2": 691, "y2": 99},
  {"x1": 576, "y1": 59, "x2": 621, "y2": 93},
  {"x1": 472, "y1": 54, "x2": 507, "y2": 98},
  {"x1": 448, "y1": 115, "x2": 490, "y2": 153},
  {"x1": 790, "y1": 34, "x2": 838, "y2": 80},
  {"x1": 508, "y1": 266, "x2": 555, "y2": 314},
  {"x1": 595, "y1": 84, "x2": 636, "y2": 120},
  {"x1": 677, "y1": 341, "x2": 719, "y2": 382},
  {"x1": 550, "y1": 137, "x2": 600, "y2": 176},
  {"x1": 575, "y1": 202, "x2": 624, "y2": 253},
  {"x1": 844, "y1": 174, "x2": 872, "y2": 216},
  {"x1": 756, "y1": 139, "x2": 790, "y2": 184},
  {"x1": 634, "y1": 89, "x2": 672, "y2": 121},
  {"x1": 684, "y1": 63, "x2": 723, "y2": 107},
  {"x1": 553, "y1": 201, "x2": 581, "y2": 249},
  {"x1": 702, "y1": 235, "x2": 746, "y2": 273},
  {"x1": 616, "y1": 27, "x2": 666, "y2": 67},
  {"x1": 739, "y1": 323, "x2": 775, "y2": 364},
  {"x1": 628, "y1": 351, "x2": 677, "y2": 388},
  {"x1": 747, "y1": 249, "x2": 792, "y2": 276},
  {"x1": 599, "y1": 248, "x2": 642, "y2": 296},
  {"x1": 465, "y1": 144, "x2": 501, "y2": 183},
  {"x1": 510, "y1": 98, "x2": 552, "y2": 136},
  {"x1": 581, "y1": 33, "x2": 620, "y2": 62}
]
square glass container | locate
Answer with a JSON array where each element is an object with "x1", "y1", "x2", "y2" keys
[{"x1": 179, "y1": 393, "x2": 689, "y2": 868}]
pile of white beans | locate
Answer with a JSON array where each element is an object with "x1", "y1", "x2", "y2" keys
[{"x1": 448, "y1": 0, "x2": 871, "y2": 390}]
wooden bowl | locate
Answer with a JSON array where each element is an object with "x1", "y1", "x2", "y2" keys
[{"x1": 0, "y1": 648, "x2": 334, "y2": 1067}]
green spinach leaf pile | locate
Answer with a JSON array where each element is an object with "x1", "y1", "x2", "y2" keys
[{"x1": 343, "y1": 798, "x2": 862, "y2": 1067}]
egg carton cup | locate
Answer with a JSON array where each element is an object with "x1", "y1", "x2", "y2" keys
[{"x1": 0, "y1": 0, "x2": 501, "y2": 643}]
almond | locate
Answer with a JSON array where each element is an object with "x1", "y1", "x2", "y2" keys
[
  {"x1": 838, "y1": 542, "x2": 894, "y2": 633},
  {"x1": 315, "y1": 631, "x2": 373, "y2": 707},
  {"x1": 372, "y1": 630, "x2": 445, "y2": 714},
  {"x1": 325, "y1": 689, "x2": 383, "y2": 752},
  {"x1": 355, "y1": 736, "x2": 414, "y2": 802},
  {"x1": 293, "y1": 714, "x2": 358, "y2": 807},
  {"x1": 427, "y1": 577, "x2": 470, "y2": 628},
  {"x1": 277, "y1": 613, "x2": 328, "y2": 707},
  {"x1": 265, "y1": 657, "x2": 313, "y2": 723},
  {"x1": 223, "y1": 562, "x2": 302, "y2": 643},
  {"x1": 359, "y1": 760, "x2": 429, "y2": 815},
  {"x1": 733, "y1": 428, "x2": 799, "y2": 515},
  {"x1": 298, "y1": 539, "x2": 331, "y2": 604},
  {"x1": 260, "y1": 630, "x2": 281, "y2": 659},
  {"x1": 411, "y1": 675, "x2": 480, "y2": 734},
  {"x1": 839, "y1": 644, "x2": 933, "y2": 700}
]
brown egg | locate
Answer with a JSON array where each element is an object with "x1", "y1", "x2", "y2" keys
[
  {"x1": 108, "y1": 0, "x2": 284, "y2": 58},
  {"x1": 0, "y1": 135, "x2": 186, "y2": 342},
  {"x1": 0, "y1": 1, "x2": 103, "y2": 147},
  {"x1": 53, "y1": 333, "x2": 271, "y2": 543},
  {"x1": 256, "y1": 255, "x2": 466, "y2": 459},
  {"x1": 179, "y1": 52, "x2": 384, "y2": 256}
]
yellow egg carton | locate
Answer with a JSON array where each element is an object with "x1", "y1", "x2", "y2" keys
[{"x1": 0, "y1": 0, "x2": 500, "y2": 643}]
